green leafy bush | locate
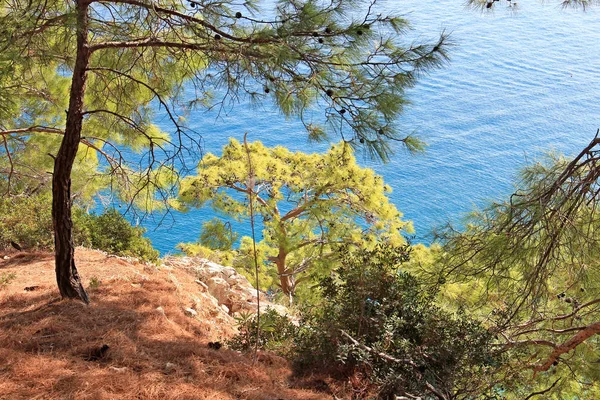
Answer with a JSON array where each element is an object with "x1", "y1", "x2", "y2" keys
[
  {"x1": 292, "y1": 244, "x2": 500, "y2": 399},
  {"x1": 88, "y1": 276, "x2": 101, "y2": 289},
  {"x1": 84, "y1": 208, "x2": 159, "y2": 262},
  {"x1": 176, "y1": 242, "x2": 235, "y2": 265},
  {"x1": 0, "y1": 192, "x2": 54, "y2": 249},
  {"x1": 0, "y1": 193, "x2": 158, "y2": 262},
  {"x1": 227, "y1": 308, "x2": 297, "y2": 357}
]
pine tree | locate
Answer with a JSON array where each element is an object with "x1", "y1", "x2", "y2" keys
[{"x1": 179, "y1": 139, "x2": 410, "y2": 300}]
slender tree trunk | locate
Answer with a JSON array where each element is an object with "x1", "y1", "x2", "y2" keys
[
  {"x1": 272, "y1": 220, "x2": 294, "y2": 302},
  {"x1": 274, "y1": 249, "x2": 294, "y2": 301},
  {"x1": 52, "y1": 0, "x2": 91, "y2": 303}
]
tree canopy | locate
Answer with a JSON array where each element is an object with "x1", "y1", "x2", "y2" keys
[
  {"x1": 179, "y1": 139, "x2": 410, "y2": 299},
  {"x1": 427, "y1": 135, "x2": 600, "y2": 397}
]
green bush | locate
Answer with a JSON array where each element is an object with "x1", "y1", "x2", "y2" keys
[
  {"x1": 85, "y1": 208, "x2": 159, "y2": 262},
  {"x1": 176, "y1": 242, "x2": 235, "y2": 265},
  {"x1": 198, "y1": 218, "x2": 238, "y2": 251},
  {"x1": 227, "y1": 308, "x2": 297, "y2": 357},
  {"x1": 292, "y1": 244, "x2": 500, "y2": 399},
  {"x1": 0, "y1": 192, "x2": 54, "y2": 249},
  {"x1": 0, "y1": 193, "x2": 158, "y2": 262}
]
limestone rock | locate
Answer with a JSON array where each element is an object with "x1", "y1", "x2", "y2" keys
[
  {"x1": 184, "y1": 307, "x2": 198, "y2": 317},
  {"x1": 206, "y1": 277, "x2": 232, "y2": 308},
  {"x1": 195, "y1": 279, "x2": 209, "y2": 291},
  {"x1": 162, "y1": 256, "x2": 290, "y2": 320}
]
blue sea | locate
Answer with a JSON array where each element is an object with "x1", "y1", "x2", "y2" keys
[{"x1": 138, "y1": 0, "x2": 600, "y2": 254}]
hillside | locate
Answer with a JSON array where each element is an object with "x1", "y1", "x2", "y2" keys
[{"x1": 0, "y1": 249, "x2": 333, "y2": 400}]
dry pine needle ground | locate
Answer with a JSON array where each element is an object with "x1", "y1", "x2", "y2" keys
[{"x1": 0, "y1": 249, "x2": 332, "y2": 400}]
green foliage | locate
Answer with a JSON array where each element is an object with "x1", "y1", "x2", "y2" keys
[
  {"x1": 199, "y1": 218, "x2": 239, "y2": 251},
  {"x1": 232, "y1": 237, "x2": 278, "y2": 291},
  {"x1": 293, "y1": 243, "x2": 498, "y2": 399},
  {"x1": 83, "y1": 208, "x2": 159, "y2": 262},
  {"x1": 88, "y1": 276, "x2": 101, "y2": 290},
  {"x1": 0, "y1": 272, "x2": 16, "y2": 289},
  {"x1": 1, "y1": 0, "x2": 450, "y2": 206},
  {"x1": 179, "y1": 139, "x2": 410, "y2": 298},
  {"x1": 176, "y1": 242, "x2": 236, "y2": 266},
  {"x1": 0, "y1": 192, "x2": 96, "y2": 250},
  {"x1": 433, "y1": 149, "x2": 600, "y2": 398},
  {"x1": 0, "y1": 192, "x2": 54, "y2": 250},
  {"x1": 227, "y1": 308, "x2": 297, "y2": 356},
  {"x1": 0, "y1": 192, "x2": 158, "y2": 261}
]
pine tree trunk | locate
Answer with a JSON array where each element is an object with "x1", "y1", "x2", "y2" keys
[
  {"x1": 52, "y1": 0, "x2": 90, "y2": 303},
  {"x1": 274, "y1": 250, "x2": 294, "y2": 301}
]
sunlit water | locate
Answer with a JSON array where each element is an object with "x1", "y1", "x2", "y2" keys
[{"x1": 130, "y1": 1, "x2": 600, "y2": 254}]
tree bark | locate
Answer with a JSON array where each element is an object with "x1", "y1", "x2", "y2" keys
[
  {"x1": 274, "y1": 249, "x2": 293, "y2": 299},
  {"x1": 52, "y1": 0, "x2": 91, "y2": 303}
]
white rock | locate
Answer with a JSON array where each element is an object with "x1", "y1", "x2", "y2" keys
[
  {"x1": 221, "y1": 266, "x2": 238, "y2": 277},
  {"x1": 184, "y1": 307, "x2": 198, "y2": 317},
  {"x1": 165, "y1": 362, "x2": 177, "y2": 372},
  {"x1": 162, "y1": 256, "x2": 292, "y2": 325},
  {"x1": 206, "y1": 277, "x2": 231, "y2": 305},
  {"x1": 200, "y1": 292, "x2": 220, "y2": 307},
  {"x1": 195, "y1": 279, "x2": 209, "y2": 291}
]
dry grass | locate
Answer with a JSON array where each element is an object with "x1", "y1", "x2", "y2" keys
[{"x1": 0, "y1": 248, "x2": 331, "y2": 400}]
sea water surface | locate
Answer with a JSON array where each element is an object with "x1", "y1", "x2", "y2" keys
[{"x1": 138, "y1": 0, "x2": 600, "y2": 254}]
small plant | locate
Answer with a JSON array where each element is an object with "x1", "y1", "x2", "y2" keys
[
  {"x1": 227, "y1": 308, "x2": 297, "y2": 356},
  {"x1": 0, "y1": 272, "x2": 16, "y2": 289},
  {"x1": 199, "y1": 218, "x2": 239, "y2": 251},
  {"x1": 88, "y1": 276, "x2": 101, "y2": 289}
]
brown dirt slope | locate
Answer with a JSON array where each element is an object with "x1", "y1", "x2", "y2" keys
[{"x1": 0, "y1": 248, "x2": 330, "y2": 400}]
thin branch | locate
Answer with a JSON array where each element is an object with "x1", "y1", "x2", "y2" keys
[
  {"x1": 2, "y1": 136, "x2": 14, "y2": 195},
  {"x1": 0, "y1": 126, "x2": 64, "y2": 136},
  {"x1": 523, "y1": 378, "x2": 561, "y2": 400},
  {"x1": 424, "y1": 382, "x2": 448, "y2": 400},
  {"x1": 102, "y1": 0, "x2": 283, "y2": 44},
  {"x1": 243, "y1": 132, "x2": 261, "y2": 365},
  {"x1": 340, "y1": 329, "x2": 417, "y2": 366}
]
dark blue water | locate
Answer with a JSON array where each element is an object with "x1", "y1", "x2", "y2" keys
[{"x1": 140, "y1": 1, "x2": 600, "y2": 254}]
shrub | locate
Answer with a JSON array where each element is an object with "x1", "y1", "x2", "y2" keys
[
  {"x1": 198, "y1": 218, "x2": 238, "y2": 251},
  {"x1": 86, "y1": 208, "x2": 159, "y2": 262},
  {"x1": 88, "y1": 276, "x2": 101, "y2": 289},
  {"x1": 0, "y1": 193, "x2": 158, "y2": 262},
  {"x1": 0, "y1": 192, "x2": 54, "y2": 249},
  {"x1": 227, "y1": 308, "x2": 297, "y2": 357},
  {"x1": 176, "y1": 242, "x2": 235, "y2": 265},
  {"x1": 292, "y1": 243, "x2": 500, "y2": 399}
]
